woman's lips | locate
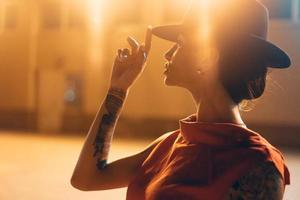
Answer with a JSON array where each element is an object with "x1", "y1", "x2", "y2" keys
[
  {"x1": 164, "y1": 62, "x2": 168, "y2": 68},
  {"x1": 164, "y1": 62, "x2": 171, "y2": 73}
]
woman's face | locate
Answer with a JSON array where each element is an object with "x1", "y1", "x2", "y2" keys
[{"x1": 163, "y1": 42, "x2": 207, "y2": 89}]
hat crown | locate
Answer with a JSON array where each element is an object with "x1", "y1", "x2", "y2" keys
[{"x1": 182, "y1": 0, "x2": 269, "y2": 40}]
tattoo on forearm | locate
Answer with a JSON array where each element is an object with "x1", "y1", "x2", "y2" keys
[{"x1": 92, "y1": 88, "x2": 126, "y2": 170}]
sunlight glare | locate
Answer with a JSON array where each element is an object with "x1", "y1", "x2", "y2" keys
[
  {"x1": 88, "y1": 0, "x2": 105, "y2": 33},
  {"x1": 199, "y1": 0, "x2": 210, "y2": 44}
]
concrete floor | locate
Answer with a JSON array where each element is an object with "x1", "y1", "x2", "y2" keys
[{"x1": 0, "y1": 131, "x2": 299, "y2": 200}]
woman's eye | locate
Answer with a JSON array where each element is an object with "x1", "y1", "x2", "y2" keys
[{"x1": 170, "y1": 44, "x2": 179, "y2": 52}]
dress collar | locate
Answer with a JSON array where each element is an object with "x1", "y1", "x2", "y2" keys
[{"x1": 179, "y1": 113, "x2": 254, "y2": 146}]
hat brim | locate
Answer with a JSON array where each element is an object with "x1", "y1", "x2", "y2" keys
[{"x1": 152, "y1": 25, "x2": 291, "y2": 68}]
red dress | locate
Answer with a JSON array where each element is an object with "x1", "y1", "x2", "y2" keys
[{"x1": 126, "y1": 113, "x2": 290, "y2": 200}]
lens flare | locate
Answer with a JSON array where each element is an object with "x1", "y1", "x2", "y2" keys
[
  {"x1": 87, "y1": 0, "x2": 106, "y2": 68},
  {"x1": 194, "y1": 0, "x2": 213, "y2": 68},
  {"x1": 199, "y1": 0, "x2": 210, "y2": 43},
  {"x1": 87, "y1": 0, "x2": 105, "y2": 33}
]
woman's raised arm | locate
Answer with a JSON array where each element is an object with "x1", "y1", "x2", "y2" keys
[{"x1": 70, "y1": 26, "x2": 152, "y2": 191}]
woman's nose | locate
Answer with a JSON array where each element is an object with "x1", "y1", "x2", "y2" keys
[{"x1": 164, "y1": 44, "x2": 178, "y2": 61}]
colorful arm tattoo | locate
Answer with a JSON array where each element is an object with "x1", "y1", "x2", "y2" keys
[
  {"x1": 92, "y1": 87, "x2": 127, "y2": 170},
  {"x1": 225, "y1": 161, "x2": 284, "y2": 200}
]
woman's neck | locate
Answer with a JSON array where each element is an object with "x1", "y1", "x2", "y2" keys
[
  {"x1": 196, "y1": 100, "x2": 244, "y2": 124},
  {"x1": 189, "y1": 81, "x2": 245, "y2": 125}
]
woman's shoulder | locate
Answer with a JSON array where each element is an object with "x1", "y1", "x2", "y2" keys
[
  {"x1": 140, "y1": 130, "x2": 180, "y2": 165},
  {"x1": 225, "y1": 161, "x2": 285, "y2": 200},
  {"x1": 148, "y1": 129, "x2": 180, "y2": 148},
  {"x1": 241, "y1": 128, "x2": 291, "y2": 186}
]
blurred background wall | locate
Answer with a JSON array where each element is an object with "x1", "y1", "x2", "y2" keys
[{"x1": 0, "y1": 0, "x2": 299, "y2": 146}]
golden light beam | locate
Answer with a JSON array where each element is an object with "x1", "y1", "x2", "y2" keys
[
  {"x1": 199, "y1": 0, "x2": 210, "y2": 45},
  {"x1": 87, "y1": 0, "x2": 105, "y2": 33},
  {"x1": 86, "y1": 0, "x2": 106, "y2": 68}
]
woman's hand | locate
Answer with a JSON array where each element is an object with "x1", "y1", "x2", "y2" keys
[{"x1": 109, "y1": 26, "x2": 152, "y2": 91}]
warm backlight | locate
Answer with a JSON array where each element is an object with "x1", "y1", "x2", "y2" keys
[{"x1": 87, "y1": 0, "x2": 105, "y2": 33}]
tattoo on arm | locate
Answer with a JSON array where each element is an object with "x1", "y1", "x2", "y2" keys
[
  {"x1": 92, "y1": 87, "x2": 126, "y2": 170},
  {"x1": 225, "y1": 161, "x2": 284, "y2": 200}
]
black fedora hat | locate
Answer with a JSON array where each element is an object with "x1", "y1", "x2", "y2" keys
[{"x1": 152, "y1": 0, "x2": 291, "y2": 68}]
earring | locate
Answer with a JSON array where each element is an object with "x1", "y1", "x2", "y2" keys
[
  {"x1": 196, "y1": 67, "x2": 210, "y2": 75},
  {"x1": 196, "y1": 68, "x2": 203, "y2": 74}
]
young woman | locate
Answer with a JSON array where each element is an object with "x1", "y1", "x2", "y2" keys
[{"x1": 71, "y1": 0, "x2": 291, "y2": 199}]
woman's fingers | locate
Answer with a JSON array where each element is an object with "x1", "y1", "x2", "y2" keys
[
  {"x1": 117, "y1": 48, "x2": 128, "y2": 62},
  {"x1": 116, "y1": 48, "x2": 128, "y2": 62},
  {"x1": 116, "y1": 49, "x2": 122, "y2": 62},
  {"x1": 144, "y1": 26, "x2": 152, "y2": 54},
  {"x1": 122, "y1": 48, "x2": 130, "y2": 57},
  {"x1": 138, "y1": 45, "x2": 147, "y2": 63},
  {"x1": 127, "y1": 36, "x2": 139, "y2": 55},
  {"x1": 118, "y1": 49, "x2": 122, "y2": 57},
  {"x1": 117, "y1": 24, "x2": 152, "y2": 64}
]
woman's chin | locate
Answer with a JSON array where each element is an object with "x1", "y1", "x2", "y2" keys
[
  {"x1": 163, "y1": 73, "x2": 186, "y2": 88},
  {"x1": 164, "y1": 79, "x2": 171, "y2": 86},
  {"x1": 163, "y1": 74, "x2": 176, "y2": 86}
]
